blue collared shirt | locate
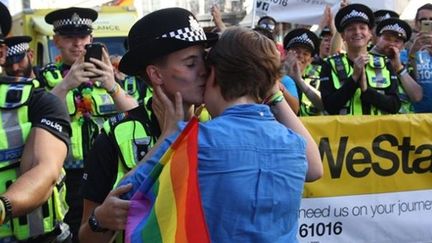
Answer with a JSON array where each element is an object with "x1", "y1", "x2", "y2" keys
[{"x1": 121, "y1": 104, "x2": 307, "y2": 242}]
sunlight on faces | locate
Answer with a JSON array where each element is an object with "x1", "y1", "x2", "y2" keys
[
  {"x1": 319, "y1": 35, "x2": 332, "y2": 58},
  {"x1": 291, "y1": 46, "x2": 313, "y2": 74},
  {"x1": 416, "y1": 9, "x2": 432, "y2": 31},
  {"x1": 152, "y1": 45, "x2": 208, "y2": 106},
  {"x1": 53, "y1": 34, "x2": 92, "y2": 65},
  {"x1": 341, "y1": 22, "x2": 372, "y2": 49},
  {"x1": 376, "y1": 31, "x2": 405, "y2": 56}
]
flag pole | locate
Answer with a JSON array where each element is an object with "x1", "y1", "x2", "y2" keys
[{"x1": 251, "y1": 0, "x2": 257, "y2": 28}]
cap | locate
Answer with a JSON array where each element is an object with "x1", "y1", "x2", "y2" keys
[
  {"x1": 376, "y1": 17, "x2": 411, "y2": 42},
  {"x1": 335, "y1": 4, "x2": 375, "y2": 33},
  {"x1": 0, "y1": 2, "x2": 12, "y2": 42},
  {"x1": 319, "y1": 26, "x2": 333, "y2": 38},
  {"x1": 283, "y1": 28, "x2": 320, "y2": 55},
  {"x1": 374, "y1": 10, "x2": 399, "y2": 25},
  {"x1": 119, "y1": 8, "x2": 218, "y2": 76},
  {"x1": 4, "y1": 36, "x2": 32, "y2": 65},
  {"x1": 45, "y1": 7, "x2": 98, "y2": 35},
  {"x1": 257, "y1": 16, "x2": 277, "y2": 33}
]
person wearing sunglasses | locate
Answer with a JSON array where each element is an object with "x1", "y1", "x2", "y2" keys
[
  {"x1": 407, "y1": 3, "x2": 432, "y2": 113},
  {"x1": 408, "y1": 3, "x2": 432, "y2": 59}
]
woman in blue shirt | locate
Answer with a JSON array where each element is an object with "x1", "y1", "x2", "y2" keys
[{"x1": 120, "y1": 26, "x2": 322, "y2": 242}]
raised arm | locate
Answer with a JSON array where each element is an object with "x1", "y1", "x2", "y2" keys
[
  {"x1": 88, "y1": 48, "x2": 139, "y2": 112},
  {"x1": 268, "y1": 87, "x2": 323, "y2": 182}
]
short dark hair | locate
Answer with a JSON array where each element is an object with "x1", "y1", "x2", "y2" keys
[
  {"x1": 415, "y1": 3, "x2": 432, "y2": 21},
  {"x1": 207, "y1": 27, "x2": 281, "y2": 102}
]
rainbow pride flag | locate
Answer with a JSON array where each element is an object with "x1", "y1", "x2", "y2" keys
[{"x1": 125, "y1": 117, "x2": 210, "y2": 243}]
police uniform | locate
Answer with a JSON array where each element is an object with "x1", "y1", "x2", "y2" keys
[
  {"x1": 80, "y1": 7, "x2": 217, "y2": 238},
  {"x1": 82, "y1": 104, "x2": 160, "y2": 205},
  {"x1": 283, "y1": 28, "x2": 324, "y2": 116},
  {"x1": 319, "y1": 4, "x2": 401, "y2": 115},
  {"x1": 373, "y1": 18, "x2": 414, "y2": 114},
  {"x1": 0, "y1": 4, "x2": 72, "y2": 242},
  {"x1": 42, "y1": 7, "x2": 118, "y2": 242},
  {"x1": 3, "y1": 36, "x2": 43, "y2": 81},
  {"x1": 4, "y1": 36, "x2": 31, "y2": 65},
  {"x1": 120, "y1": 75, "x2": 152, "y2": 106}
]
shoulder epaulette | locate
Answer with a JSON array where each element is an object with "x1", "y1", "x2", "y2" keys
[
  {"x1": 108, "y1": 112, "x2": 127, "y2": 127},
  {"x1": 102, "y1": 112, "x2": 127, "y2": 135},
  {"x1": 41, "y1": 63, "x2": 59, "y2": 74},
  {"x1": 40, "y1": 63, "x2": 62, "y2": 88}
]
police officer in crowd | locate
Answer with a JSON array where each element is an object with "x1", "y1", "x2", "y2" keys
[
  {"x1": 319, "y1": 3, "x2": 400, "y2": 115},
  {"x1": 283, "y1": 28, "x2": 325, "y2": 116},
  {"x1": 0, "y1": 2, "x2": 72, "y2": 242},
  {"x1": 42, "y1": 7, "x2": 138, "y2": 242},
  {"x1": 370, "y1": 17, "x2": 423, "y2": 113},
  {"x1": 1, "y1": 36, "x2": 39, "y2": 79},
  {"x1": 117, "y1": 24, "x2": 322, "y2": 242},
  {"x1": 317, "y1": 26, "x2": 333, "y2": 60},
  {"x1": 78, "y1": 7, "x2": 218, "y2": 242},
  {"x1": 371, "y1": 9, "x2": 399, "y2": 45}
]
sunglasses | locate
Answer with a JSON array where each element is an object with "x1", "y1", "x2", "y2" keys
[{"x1": 258, "y1": 19, "x2": 276, "y2": 32}]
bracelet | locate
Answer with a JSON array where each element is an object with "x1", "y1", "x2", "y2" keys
[
  {"x1": 263, "y1": 90, "x2": 284, "y2": 106},
  {"x1": 0, "y1": 196, "x2": 12, "y2": 225},
  {"x1": 397, "y1": 67, "x2": 408, "y2": 77},
  {"x1": 107, "y1": 83, "x2": 120, "y2": 96}
]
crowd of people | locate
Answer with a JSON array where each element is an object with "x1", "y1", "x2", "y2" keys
[{"x1": 0, "y1": 0, "x2": 430, "y2": 242}]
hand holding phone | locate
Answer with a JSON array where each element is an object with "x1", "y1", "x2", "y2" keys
[
  {"x1": 84, "y1": 43, "x2": 104, "y2": 80},
  {"x1": 421, "y1": 20, "x2": 432, "y2": 33},
  {"x1": 84, "y1": 43, "x2": 103, "y2": 63}
]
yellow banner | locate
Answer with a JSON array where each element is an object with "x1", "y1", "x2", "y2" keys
[{"x1": 300, "y1": 114, "x2": 432, "y2": 198}]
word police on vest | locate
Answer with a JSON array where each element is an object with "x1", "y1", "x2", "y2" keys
[{"x1": 40, "y1": 118, "x2": 63, "y2": 133}]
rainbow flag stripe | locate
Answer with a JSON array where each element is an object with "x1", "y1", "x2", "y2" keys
[{"x1": 126, "y1": 117, "x2": 210, "y2": 243}]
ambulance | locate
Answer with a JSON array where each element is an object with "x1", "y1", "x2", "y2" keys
[{"x1": 10, "y1": 5, "x2": 138, "y2": 66}]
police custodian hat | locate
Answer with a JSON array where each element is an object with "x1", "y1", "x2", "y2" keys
[
  {"x1": 335, "y1": 4, "x2": 375, "y2": 33},
  {"x1": 4, "y1": 36, "x2": 32, "y2": 65},
  {"x1": 283, "y1": 28, "x2": 320, "y2": 55},
  {"x1": 119, "y1": 8, "x2": 218, "y2": 76},
  {"x1": 319, "y1": 26, "x2": 332, "y2": 38},
  {"x1": 45, "y1": 7, "x2": 98, "y2": 35},
  {"x1": 374, "y1": 9, "x2": 399, "y2": 25},
  {"x1": 376, "y1": 18, "x2": 412, "y2": 42},
  {"x1": 0, "y1": 2, "x2": 12, "y2": 42}
]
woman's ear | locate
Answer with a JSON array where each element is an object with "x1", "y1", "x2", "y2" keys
[{"x1": 147, "y1": 65, "x2": 164, "y2": 86}]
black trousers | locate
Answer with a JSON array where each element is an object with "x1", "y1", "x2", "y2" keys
[{"x1": 64, "y1": 169, "x2": 84, "y2": 243}]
